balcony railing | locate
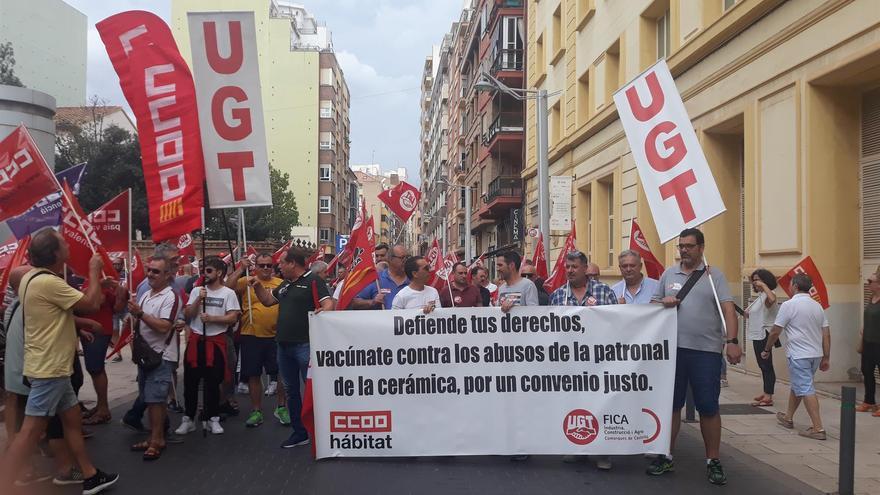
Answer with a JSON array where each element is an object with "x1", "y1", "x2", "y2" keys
[
  {"x1": 492, "y1": 48, "x2": 524, "y2": 73},
  {"x1": 483, "y1": 112, "x2": 524, "y2": 145},
  {"x1": 485, "y1": 176, "x2": 522, "y2": 203}
]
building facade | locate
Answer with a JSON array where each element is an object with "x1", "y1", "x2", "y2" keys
[
  {"x1": 171, "y1": 0, "x2": 353, "y2": 246},
  {"x1": 0, "y1": 0, "x2": 86, "y2": 107},
  {"x1": 527, "y1": 0, "x2": 880, "y2": 382}
]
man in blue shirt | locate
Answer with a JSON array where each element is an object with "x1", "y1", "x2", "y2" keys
[
  {"x1": 611, "y1": 250, "x2": 660, "y2": 304},
  {"x1": 349, "y1": 245, "x2": 409, "y2": 309}
]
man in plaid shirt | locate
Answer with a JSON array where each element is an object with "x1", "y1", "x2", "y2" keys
[{"x1": 548, "y1": 251, "x2": 618, "y2": 307}]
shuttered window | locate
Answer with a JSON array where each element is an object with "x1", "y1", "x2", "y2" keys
[{"x1": 860, "y1": 88, "x2": 880, "y2": 383}]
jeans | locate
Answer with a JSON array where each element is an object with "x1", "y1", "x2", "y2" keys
[
  {"x1": 862, "y1": 341, "x2": 880, "y2": 404},
  {"x1": 752, "y1": 337, "x2": 776, "y2": 395},
  {"x1": 277, "y1": 342, "x2": 310, "y2": 437}
]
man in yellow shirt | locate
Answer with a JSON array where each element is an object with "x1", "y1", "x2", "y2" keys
[
  {"x1": 227, "y1": 253, "x2": 288, "y2": 427},
  {"x1": 0, "y1": 229, "x2": 118, "y2": 493}
]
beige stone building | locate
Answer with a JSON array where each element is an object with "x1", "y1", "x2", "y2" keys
[{"x1": 526, "y1": 0, "x2": 880, "y2": 382}]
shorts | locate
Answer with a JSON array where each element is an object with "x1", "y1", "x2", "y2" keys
[
  {"x1": 81, "y1": 333, "x2": 111, "y2": 374},
  {"x1": 138, "y1": 360, "x2": 174, "y2": 404},
  {"x1": 788, "y1": 357, "x2": 821, "y2": 397},
  {"x1": 24, "y1": 377, "x2": 79, "y2": 417},
  {"x1": 672, "y1": 348, "x2": 722, "y2": 416},
  {"x1": 240, "y1": 335, "x2": 279, "y2": 378}
]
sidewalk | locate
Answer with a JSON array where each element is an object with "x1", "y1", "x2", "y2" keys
[{"x1": 714, "y1": 368, "x2": 880, "y2": 494}]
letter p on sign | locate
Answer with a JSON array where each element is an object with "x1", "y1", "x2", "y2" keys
[
  {"x1": 188, "y1": 11, "x2": 272, "y2": 208},
  {"x1": 613, "y1": 60, "x2": 725, "y2": 243}
]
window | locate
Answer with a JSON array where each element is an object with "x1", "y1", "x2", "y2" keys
[
  {"x1": 657, "y1": 10, "x2": 670, "y2": 60},
  {"x1": 604, "y1": 39, "x2": 621, "y2": 105},
  {"x1": 319, "y1": 196, "x2": 331, "y2": 213},
  {"x1": 577, "y1": 69, "x2": 590, "y2": 124},
  {"x1": 319, "y1": 164, "x2": 331, "y2": 181},
  {"x1": 320, "y1": 108, "x2": 332, "y2": 118},
  {"x1": 607, "y1": 183, "x2": 615, "y2": 267},
  {"x1": 550, "y1": 101, "x2": 562, "y2": 145},
  {"x1": 723, "y1": 0, "x2": 737, "y2": 10},
  {"x1": 576, "y1": 0, "x2": 595, "y2": 31},
  {"x1": 458, "y1": 223, "x2": 465, "y2": 247},
  {"x1": 319, "y1": 228, "x2": 331, "y2": 244},
  {"x1": 459, "y1": 187, "x2": 466, "y2": 208},
  {"x1": 535, "y1": 33, "x2": 546, "y2": 83},
  {"x1": 320, "y1": 141, "x2": 333, "y2": 150},
  {"x1": 550, "y1": 5, "x2": 564, "y2": 65}
]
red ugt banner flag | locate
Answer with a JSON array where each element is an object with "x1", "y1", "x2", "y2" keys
[
  {"x1": 378, "y1": 181, "x2": 420, "y2": 223},
  {"x1": 543, "y1": 223, "x2": 578, "y2": 294},
  {"x1": 336, "y1": 221, "x2": 378, "y2": 310},
  {"x1": 61, "y1": 182, "x2": 118, "y2": 280},
  {"x1": 97, "y1": 11, "x2": 205, "y2": 242},
  {"x1": 777, "y1": 256, "x2": 830, "y2": 309},
  {"x1": 129, "y1": 249, "x2": 146, "y2": 292},
  {"x1": 629, "y1": 219, "x2": 664, "y2": 280},
  {"x1": 530, "y1": 231, "x2": 549, "y2": 279},
  {"x1": 176, "y1": 234, "x2": 196, "y2": 257},
  {"x1": 0, "y1": 125, "x2": 59, "y2": 222},
  {"x1": 87, "y1": 190, "x2": 129, "y2": 254}
]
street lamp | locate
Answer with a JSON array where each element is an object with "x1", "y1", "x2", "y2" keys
[
  {"x1": 438, "y1": 177, "x2": 472, "y2": 263},
  {"x1": 474, "y1": 71, "x2": 561, "y2": 266}
]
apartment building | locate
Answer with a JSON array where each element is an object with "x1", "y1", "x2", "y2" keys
[{"x1": 526, "y1": 0, "x2": 880, "y2": 382}]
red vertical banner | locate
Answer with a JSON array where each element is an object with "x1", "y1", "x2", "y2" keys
[
  {"x1": 629, "y1": 219, "x2": 664, "y2": 280},
  {"x1": 97, "y1": 11, "x2": 205, "y2": 242},
  {"x1": 777, "y1": 256, "x2": 830, "y2": 309}
]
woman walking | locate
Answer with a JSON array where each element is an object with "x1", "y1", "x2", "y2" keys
[
  {"x1": 745, "y1": 269, "x2": 778, "y2": 407},
  {"x1": 856, "y1": 272, "x2": 880, "y2": 416}
]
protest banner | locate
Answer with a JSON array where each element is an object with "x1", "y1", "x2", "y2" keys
[
  {"x1": 777, "y1": 256, "x2": 830, "y2": 309},
  {"x1": 309, "y1": 304, "x2": 676, "y2": 458},
  {"x1": 0, "y1": 125, "x2": 60, "y2": 222},
  {"x1": 87, "y1": 189, "x2": 129, "y2": 254},
  {"x1": 7, "y1": 163, "x2": 87, "y2": 239},
  {"x1": 613, "y1": 60, "x2": 725, "y2": 243},
  {"x1": 629, "y1": 219, "x2": 664, "y2": 280},
  {"x1": 97, "y1": 11, "x2": 205, "y2": 242},
  {"x1": 188, "y1": 11, "x2": 272, "y2": 208}
]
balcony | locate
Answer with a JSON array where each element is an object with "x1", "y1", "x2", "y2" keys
[
  {"x1": 492, "y1": 49, "x2": 524, "y2": 73},
  {"x1": 483, "y1": 112, "x2": 524, "y2": 146},
  {"x1": 476, "y1": 176, "x2": 522, "y2": 219}
]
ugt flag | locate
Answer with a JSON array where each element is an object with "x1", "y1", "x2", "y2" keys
[
  {"x1": 530, "y1": 231, "x2": 549, "y2": 279},
  {"x1": 378, "y1": 181, "x2": 420, "y2": 222},
  {"x1": 629, "y1": 219, "x2": 664, "y2": 280},
  {"x1": 8, "y1": 163, "x2": 87, "y2": 239},
  {"x1": 0, "y1": 125, "x2": 59, "y2": 223},
  {"x1": 777, "y1": 256, "x2": 830, "y2": 309}
]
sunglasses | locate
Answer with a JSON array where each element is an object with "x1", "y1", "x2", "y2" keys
[
  {"x1": 257, "y1": 264, "x2": 274, "y2": 269},
  {"x1": 147, "y1": 268, "x2": 164, "y2": 275}
]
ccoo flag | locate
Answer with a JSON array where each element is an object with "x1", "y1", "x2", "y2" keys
[{"x1": 0, "y1": 125, "x2": 59, "y2": 222}]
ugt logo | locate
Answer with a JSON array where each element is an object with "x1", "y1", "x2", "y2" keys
[{"x1": 563, "y1": 409, "x2": 599, "y2": 445}]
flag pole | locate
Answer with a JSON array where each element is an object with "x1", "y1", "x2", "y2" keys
[
  {"x1": 127, "y1": 188, "x2": 133, "y2": 297},
  {"x1": 239, "y1": 207, "x2": 253, "y2": 326},
  {"x1": 702, "y1": 255, "x2": 727, "y2": 338}
]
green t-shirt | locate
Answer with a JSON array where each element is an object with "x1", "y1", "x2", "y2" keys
[
  {"x1": 271, "y1": 271, "x2": 331, "y2": 344},
  {"x1": 864, "y1": 300, "x2": 880, "y2": 344}
]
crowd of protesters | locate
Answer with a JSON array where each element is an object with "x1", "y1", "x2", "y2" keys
[{"x1": 2, "y1": 225, "x2": 871, "y2": 492}]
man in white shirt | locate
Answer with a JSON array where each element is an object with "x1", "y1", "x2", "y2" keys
[
  {"x1": 176, "y1": 256, "x2": 241, "y2": 435},
  {"x1": 611, "y1": 250, "x2": 660, "y2": 305},
  {"x1": 392, "y1": 256, "x2": 441, "y2": 313},
  {"x1": 762, "y1": 273, "x2": 831, "y2": 440}
]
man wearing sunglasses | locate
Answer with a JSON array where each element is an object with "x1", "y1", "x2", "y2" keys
[
  {"x1": 177, "y1": 257, "x2": 241, "y2": 435},
  {"x1": 350, "y1": 244, "x2": 410, "y2": 310},
  {"x1": 227, "y1": 254, "x2": 289, "y2": 428}
]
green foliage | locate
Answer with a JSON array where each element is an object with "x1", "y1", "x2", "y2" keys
[{"x1": 0, "y1": 41, "x2": 24, "y2": 87}]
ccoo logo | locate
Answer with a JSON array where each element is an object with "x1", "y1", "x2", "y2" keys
[{"x1": 563, "y1": 409, "x2": 599, "y2": 445}]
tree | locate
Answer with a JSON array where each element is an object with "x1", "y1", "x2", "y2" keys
[
  {"x1": 0, "y1": 41, "x2": 24, "y2": 87},
  {"x1": 204, "y1": 166, "x2": 299, "y2": 241}
]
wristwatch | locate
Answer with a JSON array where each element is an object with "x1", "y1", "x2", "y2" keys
[{"x1": 725, "y1": 337, "x2": 739, "y2": 345}]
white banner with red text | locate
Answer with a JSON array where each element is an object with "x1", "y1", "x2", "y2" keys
[
  {"x1": 613, "y1": 59, "x2": 725, "y2": 243},
  {"x1": 309, "y1": 305, "x2": 676, "y2": 458}
]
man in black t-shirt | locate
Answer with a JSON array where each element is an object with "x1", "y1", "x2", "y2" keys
[{"x1": 250, "y1": 249, "x2": 332, "y2": 449}]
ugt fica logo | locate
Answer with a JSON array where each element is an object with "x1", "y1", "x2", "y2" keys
[
  {"x1": 563, "y1": 409, "x2": 599, "y2": 445},
  {"x1": 399, "y1": 190, "x2": 417, "y2": 211}
]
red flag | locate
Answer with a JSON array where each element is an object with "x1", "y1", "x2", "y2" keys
[
  {"x1": 301, "y1": 365, "x2": 316, "y2": 458},
  {"x1": 129, "y1": 250, "x2": 145, "y2": 291},
  {"x1": 431, "y1": 251, "x2": 459, "y2": 289},
  {"x1": 272, "y1": 239, "x2": 293, "y2": 264},
  {"x1": 0, "y1": 125, "x2": 60, "y2": 222},
  {"x1": 106, "y1": 316, "x2": 133, "y2": 359},
  {"x1": 307, "y1": 245, "x2": 327, "y2": 266},
  {"x1": 0, "y1": 237, "x2": 22, "y2": 271},
  {"x1": 336, "y1": 223, "x2": 378, "y2": 310},
  {"x1": 87, "y1": 190, "x2": 129, "y2": 254},
  {"x1": 176, "y1": 234, "x2": 196, "y2": 257},
  {"x1": 777, "y1": 256, "x2": 830, "y2": 309},
  {"x1": 366, "y1": 215, "x2": 376, "y2": 250},
  {"x1": 60, "y1": 182, "x2": 118, "y2": 279},
  {"x1": 543, "y1": 223, "x2": 577, "y2": 294},
  {"x1": 530, "y1": 231, "x2": 549, "y2": 279},
  {"x1": 97, "y1": 11, "x2": 205, "y2": 242},
  {"x1": 377, "y1": 180, "x2": 420, "y2": 222},
  {"x1": 0, "y1": 235, "x2": 31, "y2": 295},
  {"x1": 425, "y1": 239, "x2": 442, "y2": 284},
  {"x1": 629, "y1": 219, "x2": 663, "y2": 280}
]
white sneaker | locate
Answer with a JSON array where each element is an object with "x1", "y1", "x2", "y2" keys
[
  {"x1": 265, "y1": 381, "x2": 278, "y2": 396},
  {"x1": 208, "y1": 416, "x2": 224, "y2": 434},
  {"x1": 236, "y1": 382, "x2": 249, "y2": 394},
  {"x1": 175, "y1": 416, "x2": 196, "y2": 435}
]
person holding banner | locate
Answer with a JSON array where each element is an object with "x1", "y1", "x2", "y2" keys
[
  {"x1": 248, "y1": 248, "x2": 332, "y2": 449},
  {"x1": 649, "y1": 228, "x2": 740, "y2": 486},
  {"x1": 350, "y1": 245, "x2": 410, "y2": 310},
  {"x1": 762, "y1": 274, "x2": 831, "y2": 441},
  {"x1": 857, "y1": 271, "x2": 880, "y2": 416},
  {"x1": 0, "y1": 230, "x2": 119, "y2": 493},
  {"x1": 611, "y1": 250, "x2": 660, "y2": 305},
  {"x1": 439, "y1": 263, "x2": 482, "y2": 308},
  {"x1": 392, "y1": 256, "x2": 441, "y2": 312}
]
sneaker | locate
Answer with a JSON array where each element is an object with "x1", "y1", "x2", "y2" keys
[
  {"x1": 776, "y1": 411, "x2": 794, "y2": 429},
  {"x1": 208, "y1": 416, "x2": 224, "y2": 434},
  {"x1": 175, "y1": 416, "x2": 196, "y2": 435},
  {"x1": 246, "y1": 410, "x2": 264, "y2": 427},
  {"x1": 53, "y1": 467, "x2": 84, "y2": 485},
  {"x1": 265, "y1": 381, "x2": 278, "y2": 396},
  {"x1": 82, "y1": 469, "x2": 119, "y2": 495},
  {"x1": 14, "y1": 471, "x2": 52, "y2": 486},
  {"x1": 236, "y1": 382, "x2": 249, "y2": 394},
  {"x1": 593, "y1": 455, "x2": 612, "y2": 471},
  {"x1": 121, "y1": 416, "x2": 146, "y2": 432},
  {"x1": 797, "y1": 427, "x2": 827, "y2": 440},
  {"x1": 274, "y1": 406, "x2": 291, "y2": 425},
  {"x1": 281, "y1": 432, "x2": 310, "y2": 448},
  {"x1": 646, "y1": 455, "x2": 675, "y2": 475},
  {"x1": 707, "y1": 458, "x2": 727, "y2": 485}
]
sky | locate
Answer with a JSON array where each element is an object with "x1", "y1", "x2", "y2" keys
[{"x1": 65, "y1": 0, "x2": 468, "y2": 186}]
